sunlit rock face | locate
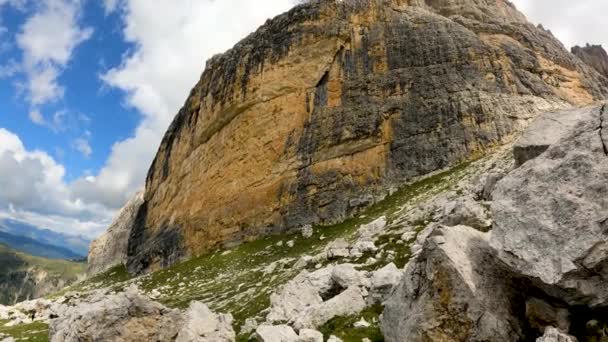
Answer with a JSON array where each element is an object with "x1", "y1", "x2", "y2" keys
[{"x1": 126, "y1": 0, "x2": 608, "y2": 274}]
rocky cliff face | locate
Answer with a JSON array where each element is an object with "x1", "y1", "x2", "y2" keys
[
  {"x1": 126, "y1": 0, "x2": 608, "y2": 274},
  {"x1": 87, "y1": 192, "x2": 144, "y2": 276},
  {"x1": 573, "y1": 44, "x2": 608, "y2": 79}
]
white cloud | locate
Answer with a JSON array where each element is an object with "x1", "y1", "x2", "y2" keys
[
  {"x1": 77, "y1": 0, "x2": 296, "y2": 210},
  {"x1": 0, "y1": 128, "x2": 112, "y2": 237},
  {"x1": 73, "y1": 131, "x2": 92, "y2": 158},
  {"x1": 16, "y1": 0, "x2": 92, "y2": 106},
  {"x1": 511, "y1": 0, "x2": 608, "y2": 49},
  {"x1": 29, "y1": 109, "x2": 44, "y2": 125}
]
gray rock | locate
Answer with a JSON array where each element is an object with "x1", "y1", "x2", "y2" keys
[
  {"x1": 255, "y1": 325, "x2": 298, "y2": 342},
  {"x1": 381, "y1": 225, "x2": 525, "y2": 342},
  {"x1": 49, "y1": 286, "x2": 183, "y2": 342},
  {"x1": 513, "y1": 106, "x2": 593, "y2": 167},
  {"x1": 327, "y1": 336, "x2": 343, "y2": 342},
  {"x1": 440, "y1": 197, "x2": 492, "y2": 231},
  {"x1": 297, "y1": 329, "x2": 323, "y2": 342},
  {"x1": 293, "y1": 286, "x2": 367, "y2": 330},
  {"x1": 240, "y1": 318, "x2": 258, "y2": 336},
  {"x1": 301, "y1": 225, "x2": 314, "y2": 239},
  {"x1": 369, "y1": 263, "x2": 401, "y2": 302},
  {"x1": 535, "y1": 327, "x2": 576, "y2": 342},
  {"x1": 87, "y1": 191, "x2": 144, "y2": 276},
  {"x1": 491, "y1": 105, "x2": 608, "y2": 306},
  {"x1": 49, "y1": 285, "x2": 234, "y2": 342},
  {"x1": 325, "y1": 239, "x2": 351, "y2": 259},
  {"x1": 176, "y1": 301, "x2": 235, "y2": 342},
  {"x1": 331, "y1": 264, "x2": 369, "y2": 289}
]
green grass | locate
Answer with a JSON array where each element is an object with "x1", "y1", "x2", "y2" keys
[
  {"x1": 318, "y1": 304, "x2": 385, "y2": 342},
  {"x1": 0, "y1": 320, "x2": 48, "y2": 342},
  {"x1": 0, "y1": 244, "x2": 85, "y2": 279}
]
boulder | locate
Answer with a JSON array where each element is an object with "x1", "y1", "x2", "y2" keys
[
  {"x1": 176, "y1": 301, "x2": 235, "y2": 342},
  {"x1": 267, "y1": 264, "x2": 368, "y2": 330},
  {"x1": 331, "y1": 264, "x2": 370, "y2": 289},
  {"x1": 293, "y1": 286, "x2": 367, "y2": 330},
  {"x1": 440, "y1": 198, "x2": 492, "y2": 231},
  {"x1": 369, "y1": 263, "x2": 402, "y2": 302},
  {"x1": 297, "y1": 329, "x2": 323, "y2": 342},
  {"x1": 491, "y1": 105, "x2": 608, "y2": 307},
  {"x1": 255, "y1": 325, "x2": 298, "y2": 342},
  {"x1": 49, "y1": 285, "x2": 234, "y2": 342},
  {"x1": 49, "y1": 286, "x2": 183, "y2": 342},
  {"x1": 536, "y1": 327, "x2": 576, "y2": 342},
  {"x1": 512, "y1": 107, "x2": 593, "y2": 167},
  {"x1": 381, "y1": 225, "x2": 525, "y2": 342}
]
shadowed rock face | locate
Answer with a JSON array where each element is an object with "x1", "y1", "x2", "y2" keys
[
  {"x1": 126, "y1": 0, "x2": 608, "y2": 274},
  {"x1": 573, "y1": 44, "x2": 608, "y2": 80}
]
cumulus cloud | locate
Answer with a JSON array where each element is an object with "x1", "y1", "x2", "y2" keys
[
  {"x1": 16, "y1": 0, "x2": 92, "y2": 107},
  {"x1": 75, "y1": 0, "x2": 296, "y2": 210},
  {"x1": 511, "y1": 0, "x2": 608, "y2": 49},
  {"x1": 0, "y1": 128, "x2": 112, "y2": 237}
]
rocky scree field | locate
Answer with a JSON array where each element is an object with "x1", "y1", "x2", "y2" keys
[{"x1": 0, "y1": 142, "x2": 512, "y2": 341}]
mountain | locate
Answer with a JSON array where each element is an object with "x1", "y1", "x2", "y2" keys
[
  {"x1": 121, "y1": 0, "x2": 608, "y2": 274},
  {"x1": 87, "y1": 192, "x2": 144, "y2": 276},
  {"x1": 0, "y1": 244, "x2": 85, "y2": 305},
  {"x1": 0, "y1": 219, "x2": 90, "y2": 258},
  {"x1": 572, "y1": 44, "x2": 608, "y2": 79},
  {"x1": 0, "y1": 230, "x2": 82, "y2": 260}
]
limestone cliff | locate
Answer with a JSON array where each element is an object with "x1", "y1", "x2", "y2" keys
[
  {"x1": 572, "y1": 44, "x2": 608, "y2": 80},
  {"x1": 126, "y1": 0, "x2": 608, "y2": 274},
  {"x1": 87, "y1": 192, "x2": 144, "y2": 276}
]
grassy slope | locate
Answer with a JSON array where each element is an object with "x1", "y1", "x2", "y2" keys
[
  {"x1": 6, "y1": 158, "x2": 481, "y2": 341},
  {"x1": 0, "y1": 244, "x2": 85, "y2": 306}
]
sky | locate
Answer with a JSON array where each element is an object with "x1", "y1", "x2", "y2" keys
[{"x1": 0, "y1": 0, "x2": 606, "y2": 240}]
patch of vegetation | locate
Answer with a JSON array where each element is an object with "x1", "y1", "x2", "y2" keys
[
  {"x1": 0, "y1": 320, "x2": 49, "y2": 342},
  {"x1": 318, "y1": 304, "x2": 385, "y2": 342}
]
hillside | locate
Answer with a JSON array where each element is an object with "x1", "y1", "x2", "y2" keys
[
  {"x1": 1, "y1": 0, "x2": 608, "y2": 342},
  {"x1": 124, "y1": 0, "x2": 608, "y2": 275},
  {"x1": 0, "y1": 244, "x2": 85, "y2": 306}
]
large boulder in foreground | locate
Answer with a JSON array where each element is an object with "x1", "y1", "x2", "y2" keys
[
  {"x1": 87, "y1": 191, "x2": 144, "y2": 276},
  {"x1": 491, "y1": 104, "x2": 608, "y2": 307},
  {"x1": 381, "y1": 225, "x2": 525, "y2": 342},
  {"x1": 49, "y1": 286, "x2": 235, "y2": 342}
]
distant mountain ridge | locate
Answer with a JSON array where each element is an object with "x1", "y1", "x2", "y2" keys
[
  {"x1": 0, "y1": 231, "x2": 82, "y2": 260},
  {"x1": 0, "y1": 219, "x2": 90, "y2": 259}
]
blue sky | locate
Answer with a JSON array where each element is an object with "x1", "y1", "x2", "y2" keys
[{"x1": 0, "y1": 0, "x2": 606, "y2": 240}]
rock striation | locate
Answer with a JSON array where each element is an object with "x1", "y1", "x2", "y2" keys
[
  {"x1": 87, "y1": 192, "x2": 143, "y2": 276},
  {"x1": 573, "y1": 44, "x2": 608, "y2": 80},
  {"x1": 125, "y1": 0, "x2": 608, "y2": 273}
]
